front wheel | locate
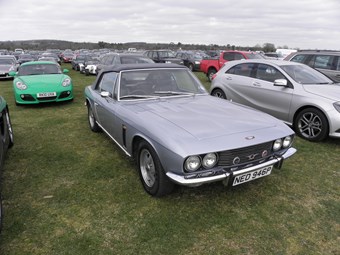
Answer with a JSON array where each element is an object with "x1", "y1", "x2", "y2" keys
[
  {"x1": 137, "y1": 141, "x2": 174, "y2": 197},
  {"x1": 211, "y1": 88, "x2": 226, "y2": 99},
  {"x1": 87, "y1": 104, "x2": 101, "y2": 132},
  {"x1": 294, "y1": 108, "x2": 328, "y2": 142}
]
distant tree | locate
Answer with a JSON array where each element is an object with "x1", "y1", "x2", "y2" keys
[{"x1": 263, "y1": 43, "x2": 276, "y2": 52}]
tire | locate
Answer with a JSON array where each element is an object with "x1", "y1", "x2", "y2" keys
[
  {"x1": 0, "y1": 195, "x2": 2, "y2": 233},
  {"x1": 294, "y1": 108, "x2": 328, "y2": 142},
  {"x1": 137, "y1": 141, "x2": 174, "y2": 197},
  {"x1": 211, "y1": 88, "x2": 227, "y2": 99},
  {"x1": 188, "y1": 63, "x2": 194, "y2": 72},
  {"x1": 87, "y1": 104, "x2": 101, "y2": 132},
  {"x1": 207, "y1": 68, "x2": 217, "y2": 82},
  {"x1": 5, "y1": 109, "x2": 14, "y2": 148}
]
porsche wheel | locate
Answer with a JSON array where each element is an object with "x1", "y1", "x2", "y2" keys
[
  {"x1": 211, "y1": 88, "x2": 226, "y2": 99},
  {"x1": 137, "y1": 141, "x2": 174, "y2": 197},
  {"x1": 87, "y1": 104, "x2": 101, "y2": 132},
  {"x1": 294, "y1": 108, "x2": 328, "y2": 142}
]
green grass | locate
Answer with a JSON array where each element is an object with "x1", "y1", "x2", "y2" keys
[{"x1": 0, "y1": 65, "x2": 339, "y2": 255}]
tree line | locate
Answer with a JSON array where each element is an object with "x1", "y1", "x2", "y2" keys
[{"x1": 0, "y1": 39, "x2": 291, "y2": 52}]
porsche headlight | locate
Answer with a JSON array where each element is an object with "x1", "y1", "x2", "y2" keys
[
  {"x1": 202, "y1": 153, "x2": 218, "y2": 169},
  {"x1": 15, "y1": 80, "x2": 27, "y2": 90},
  {"x1": 62, "y1": 78, "x2": 71, "y2": 87},
  {"x1": 282, "y1": 136, "x2": 293, "y2": 148},
  {"x1": 184, "y1": 156, "x2": 201, "y2": 172},
  {"x1": 334, "y1": 102, "x2": 340, "y2": 113},
  {"x1": 273, "y1": 139, "x2": 283, "y2": 151}
]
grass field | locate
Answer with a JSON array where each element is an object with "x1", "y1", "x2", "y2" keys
[{"x1": 0, "y1": 64, "x2": 339, "y2": 255}]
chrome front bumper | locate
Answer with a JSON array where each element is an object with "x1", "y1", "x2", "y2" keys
[{"x1": 166, "y1": 147, "x2": 297, "y2": 187}]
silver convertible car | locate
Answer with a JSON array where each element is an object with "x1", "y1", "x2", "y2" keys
[
  {"x1": 210, "y1": 59, "x2": 340, "y2": 142},
  {"x1": 85, "y1": 64, "x2": 296, "y2": 196}
]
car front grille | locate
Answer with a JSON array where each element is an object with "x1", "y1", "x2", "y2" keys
[{"x1": 217, "y1": 141, "x2": 273, "y2": 167}]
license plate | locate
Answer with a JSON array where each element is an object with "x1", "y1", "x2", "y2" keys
[
  {"x1": 37, "y1": 92, "x2": 56, "y2": 98},
  {"x1": 232, "y1": 165, "x2": 273, "y2": 186}
]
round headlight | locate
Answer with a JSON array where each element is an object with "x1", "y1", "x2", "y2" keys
[
  {"x1": 15, "y1": 81, "x2": 27, "y2": 90},
  {"x1": 62, "y1": 78, "x2": 71, "y2": 87},
  {"x1": 273, "y1": 139, "x2": 282, "y2": 151},
  {"x1": 283, "y1": 136, "x2": 292, "y2": 148},
  {"x1": 202, "y1": 153, "x2": 217, "y2": 169},
  {"x1": 184, "y1": 156, "x2": 201, "y2": 172}
]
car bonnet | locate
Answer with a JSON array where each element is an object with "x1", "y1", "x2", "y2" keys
[{"x1": 303, "y1": 84, "x2": 340, "y2": 101}]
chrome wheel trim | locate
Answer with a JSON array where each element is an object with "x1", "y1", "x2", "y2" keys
[
  {"x1": 298, "y1": 112, "x2": 323, "y2": 139},
  {"x1": 213, "y1": 90, "x2": 225, "y2": 98},
  {"x1": 5, "y1": 111, "x2": 13, "y2": 143},
  {"x1": 88, "y1": 107, "x2": 95, "y2": 128},
  {"x1": 140, "y1": 148, "x2": 156, "y2": 188}
]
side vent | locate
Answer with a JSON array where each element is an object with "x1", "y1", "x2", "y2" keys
[{"x1": 122, "y1": 125, "x2": 127, "y2": 147}]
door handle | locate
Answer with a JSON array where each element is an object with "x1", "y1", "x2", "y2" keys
[
  {"x1": 225, "y1": 76, "x2": 232, "y2": 80},
  {"x1": 252, "y1": 82, "x2": 261, "y2": 87}
]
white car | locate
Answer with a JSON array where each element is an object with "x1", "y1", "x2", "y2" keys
[{"x1": 210, "y1": 59, "x2": 340, "y2": 142}]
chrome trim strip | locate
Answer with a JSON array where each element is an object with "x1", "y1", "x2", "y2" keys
[
  {"x1": 166, "y1": 172, "x2": 230, "y2": 185},
  {"x1": 96, "y1": 121, "x2": 131, "y2": 157}
]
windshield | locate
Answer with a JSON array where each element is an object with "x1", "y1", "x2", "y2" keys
[
  {"x1": 245, "y1": 53, "x2": 264, "y2": 59},
  {"x1": 18, "y1": 64, "x2": 61, "y2": 76},
  {"x1": 158, "y1": 51, "x2": 176, "y2": 58},
  {"x1": 281, "y1": 64, "x2": 334, "y2": 84},
  {"x1": 119, "y1": 68, "x2": 207, "y2": 100},
  {"x1": 0, "y1": 59, "x2": 14, "y2": 65}
]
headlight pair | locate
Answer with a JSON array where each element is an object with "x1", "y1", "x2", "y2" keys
[
  {"x1": 62, "y1": 78, "x2": 71, "y2": 87},
  {"x1": 273, "y1": 136, "x2": 293, "y2": 152},
  {"x1": 184, "y1": 153, "x2": 218, "y2": 172},
  {"x1": 15, "y1": 80, "x2": 27, "y2": 90}
]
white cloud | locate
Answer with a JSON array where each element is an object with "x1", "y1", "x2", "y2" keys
[{"x1": 0, "y1": 0, "x2": 339, "y2": 50}]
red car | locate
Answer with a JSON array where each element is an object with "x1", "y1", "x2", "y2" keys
[{"x1": 200, "y1": 50, "x2": 264, "y2": 81}]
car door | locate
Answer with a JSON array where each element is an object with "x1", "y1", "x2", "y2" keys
[
  {"x1": 92, "y1": 72, "x2": 119, "y2": 136},
  {"x1": 248, "y1": 63, "x2": 294, "y2": 121},
  {"x1": 223, "y1": 63, "x2": 294, "y2": 121}
]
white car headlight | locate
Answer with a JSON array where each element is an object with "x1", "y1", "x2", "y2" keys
[
  {"x1": 282, "y1": 136, "x2": 293, "y2": 148},
  {"x1": 334, "y1": 102, "x2": 340, "y2": 113},
  {"x1": 273, "y1": 139, "x2": 282, "y2": 151},
  {"x1": 202, "y1": 153, "x2": 218, "y2": 169},
  {"x1": 15, "y1": 80, "x2": 27, "y2": 90},
  {"x1": 184, "y1": 156, "x2": 201, "y2": 172},
  {"x1": 62, "y1": 78, "x2": 71, "y2": 87}
]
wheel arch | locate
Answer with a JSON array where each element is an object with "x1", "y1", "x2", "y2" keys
[{"x1": 293, "y1": 105, "x2": 330, "y2": 128}]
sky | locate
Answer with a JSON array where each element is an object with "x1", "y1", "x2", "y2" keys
[{"x1": 0, "y1": 0, "x2": 339, "y2": 50}]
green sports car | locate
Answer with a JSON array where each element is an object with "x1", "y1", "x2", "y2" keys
[{"x1": 10, "y1": 61, "x2": 73, "y2": 105}]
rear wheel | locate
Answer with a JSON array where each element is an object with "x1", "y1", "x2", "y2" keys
[
  {"x1": 188, "y1": 63, "x2": 194, "y2": 71},
  {"x1": 87, "y1": 104, "x2": 101, "y2": 132},
  {"x1": 211, "y1": 88, "x2": 226, "y2": 99},
  {"x1": 137, "y1": 141, "x2": 174, "y2": 197},
  {"x1": 207, "y1": 68, "x2": 217, "y2": 82},
  {"x1": 294, "y1": 108, "x2": 328, "y2": 142}
]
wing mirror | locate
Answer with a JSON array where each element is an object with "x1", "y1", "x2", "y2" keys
[
  {"x1": 274, "y1": 79, "x2": 288, "y2": 87},
  {"x1": 101, "y1": 91, "x2": 111, "y2": 97}
]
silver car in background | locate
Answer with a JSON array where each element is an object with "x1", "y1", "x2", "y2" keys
[
  {"x1": 210, "y1": 59, "x2": 340, "y2": 142},
  {"x1": 0, "y1": 55, "x2": 19, "y2": 79},
  {"x1": 85, "y1": 64, "x2": 296, "y2": 197}
]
